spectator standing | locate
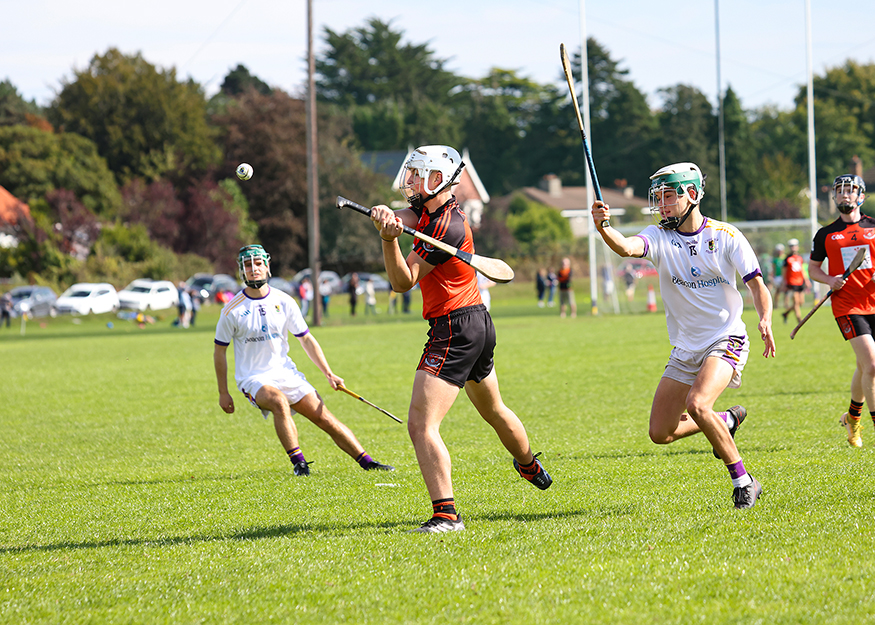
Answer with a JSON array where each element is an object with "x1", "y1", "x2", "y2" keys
[
  {"x1": 299, "y1": 277, "x2": 313, "y2": 318},
  {"x1": 557, "y1": 257, "x2": 577, "y2": 318},
  {"x1": 189, "y1": 288, "x2": 202, "y2": 327},
  {"x1": 1, "y1": 292, "x2": 11, "y2": 328},
  {"x1": 547, "y1": 267, "x2": 558, "y2": 307},
  {"x1": 623, "y1": 263, "x2": 637, "y2": 302},
  {"x1": 364, "y1": 277, "x2": 377, "y2": 315},
  {"x1": 348, "y1": 272, "x2": 360, "y2": 316},
  {"x1": 536, "y1": 268, "x2": 547, "y2": 308},
  {"x1": 320, "y1": 278, "x2": 332, "y2": 317}
]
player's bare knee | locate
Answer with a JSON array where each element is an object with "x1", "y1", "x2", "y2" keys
[{"x1": 649, "y1": 427, "x2": 672, "y2": 444}]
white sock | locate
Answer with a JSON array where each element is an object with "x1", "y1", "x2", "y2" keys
[{"x1": 732, "y1": 473, "x2": 752, "y2": 488}]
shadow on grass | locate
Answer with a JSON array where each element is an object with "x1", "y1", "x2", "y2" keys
[
  {"x1": 0, "y1": 507, "x2": 632, "y2": 554},
  {"x1": 575, "y1": 443, "x2": 789, "y2": 461},
  {"x1": 0, "y1": 518, "x2": 414, "y2": 555}
]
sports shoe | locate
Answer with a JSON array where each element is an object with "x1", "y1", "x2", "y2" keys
[
  {"x1": 408, "y1": 514, "x2": 465, "y2": 533},
  {"x1": 733, "y1": 477, "x2": 763, "y2": 509},
  {"x1": 362, "y1": 460, "x2": 395, "y2": 471},
  {"x1": 513, "y1": 452, "x2": 553, "y2": 490},
  {"x1": 293, "y1": 461, "x2": 312, "y2": 476},
  {"x1": 713, "y1": 405, "x2": 747, "y2": 458},
  {"x1": 840, "y1": 412, "x2": 863, "y2": 448}
]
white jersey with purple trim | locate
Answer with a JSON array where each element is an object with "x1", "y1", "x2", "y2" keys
[
  {"x1": 636, "y1": 217, "x2": 762, "y2": 352},
  {"x1": 214, "y1": 287, "x2": 310, "y2": 387}
]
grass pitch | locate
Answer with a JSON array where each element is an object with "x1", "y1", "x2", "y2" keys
[{"x1": 2, "y1": 283, "x2": 874, "y2": 624}]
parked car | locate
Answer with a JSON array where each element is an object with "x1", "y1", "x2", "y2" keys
[
  {"x1": 53, "y1": 283, "x2": 120, "y2": 315},
  {"x1": 291, "y1": 269, "x2": 342, "y2": 295},
  {"x1": 340, "y1": 272, "x2": 392, "y2": 293},
  {"x1": 8, "y1": 285, "x2": 58, "y2": 318},
  {"x1": 210, "y1": 274, "x2": 240, "y2": 303},
  {"x1": 186, "y1": 273, "x2": 214, "y2": 300},
  {"x1": 617, "y1": 258, "x2": 658, "y2": 279},
  {"x1": 267, "y1": 276, "x2": 296, "y2": 296},
  {"x1": 118, "y1": 279, "x2": 178, "y2": 311}
]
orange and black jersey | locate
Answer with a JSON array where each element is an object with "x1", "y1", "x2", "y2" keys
[
  {"x1": 410, "y1": 196, "x2": 481, "y2": 319},
  {"x1": 811, "y1": 215, "x2": 875, "y2": 317},
  {"x1": 783, "y1": 253, "x2": 806, "y2": 287}
]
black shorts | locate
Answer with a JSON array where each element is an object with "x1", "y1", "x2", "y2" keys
[
  {"x1": 419, "y1": 304, "x2": 495, "y2": 388},
  {"x1": 787, "y1": 284, "x2": 804, "y2": 293},
  {"x1": 836, "y1": 314, "x2": 875, "y2": 341}
]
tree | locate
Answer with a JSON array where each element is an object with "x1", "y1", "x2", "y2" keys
[
  {"x1": 212, "y1": 88, "x2": 388, "y2": 274},
  {"x1": 456, "y1": 69, "x2": 553, "y2": 194},
  {"x1": 0, "y1": 125, "x2": 121, "y2": 216},
  {"x1": 0, "y1": 79, "x2": 47, "y2": 128},
  {"x1": 316, "y1": 18, "x2": 464, "y2": 151},
  {"x1": 49, "y1": 48, "x2": 221, "y2": 183},
  {"x1": 220, "y1": 64, "x2": 272, "y2": 96},
  {"x1": 721, "y1": 86, "x2": 758, "y2": 219},
  {"x1": 655, "y1": 84, "x2": 718, "y2": 213}
]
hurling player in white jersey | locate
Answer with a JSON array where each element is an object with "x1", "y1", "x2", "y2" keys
[
  {"x1": 213, "y1": 245, "x2": 394, "y2": 476},
  {"x1": 592, "y1": 163, "x2": 775, "y2": 509}
]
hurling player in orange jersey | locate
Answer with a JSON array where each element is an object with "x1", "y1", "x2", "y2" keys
[
  {"x1": 370, "y1": 145, "x2": 551, "y2": 533},
  {"x1": 780, "y1": 238, "x2": 811, "y2": 325},
  {"x1": 809, "y1": 175, "x2": 874, "y2": 447}
]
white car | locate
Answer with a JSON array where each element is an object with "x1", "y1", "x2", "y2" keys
[
  {"x1": 53, "y1": 283, "x2": 121, "y2": 315},
  {"x1": 118, "y1": 279, "x2": 179, "y2": 311}
]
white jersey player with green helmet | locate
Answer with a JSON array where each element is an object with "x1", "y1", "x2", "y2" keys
[
  {"x1": 592, "y1": 162, "x2": 775, "y2": 509},
  {"x1": 213, "y1": 244, "x2": 394, "y2": 476}
]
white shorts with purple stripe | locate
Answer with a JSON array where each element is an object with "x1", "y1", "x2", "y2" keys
[
  {"x1": 662, "y1": 335, "x2": 749, "y2": 389},
  {"x1": 238, "y1": 369, "x2": 316, "y2": 418}
]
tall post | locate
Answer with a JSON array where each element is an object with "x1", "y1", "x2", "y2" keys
[
  {"x1": 306, "y1": 0, "x2": 321, "y2": 326},
  {"x1": 580, "y1": 0, "x2": 598, "y2": 315},
  {"x1": 805, "y1": 0, "x2": 819, "y2": 298},
  {"x1": 715, "y1": 0, "x2": 727, "y2": 222}
]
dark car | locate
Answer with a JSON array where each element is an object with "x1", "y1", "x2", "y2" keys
[
  {"x1": 8, "y1": 285, "x2": 58, "y2": 318},
  {"x1": 210, "y1": 274, "x2": 240, "y2": 303},
  {"x1": 186, "y1": 273, "x2": 214, "y2": 300},
  {"x1": 340, "y1": 272, "x2": 392, "y2": 293}
]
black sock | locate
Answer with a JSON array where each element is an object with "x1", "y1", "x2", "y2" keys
[{"x1": 432, "y1": 498, "x2": 458, "y2": 521}]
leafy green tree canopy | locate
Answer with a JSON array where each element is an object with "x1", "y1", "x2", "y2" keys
[
  {"x1": 0, "y1": 125, "x2": 121, "y2": 216},
  {"x1": 49, "y1": 48, "x2": 221, "y2": 183}
]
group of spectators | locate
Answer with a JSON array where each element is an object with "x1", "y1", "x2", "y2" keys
[{"x1": 535, "y1": 258, "x2": 576, "y2": 317}]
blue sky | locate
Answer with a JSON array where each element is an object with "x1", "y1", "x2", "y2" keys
[{"x1": 4, "y1": 0, "x2": 875, "y2": 112}]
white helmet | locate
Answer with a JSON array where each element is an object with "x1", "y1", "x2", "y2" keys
[
  {"x1": 788, "y1": 238, "x2": 799, "y2": 247},
  {"x1": 400, "y1": 145, "x2": 465, "y2": 208}
]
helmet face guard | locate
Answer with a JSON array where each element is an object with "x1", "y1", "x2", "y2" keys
[
  {"x1": 648, "y1": 163, "x2": 705, "y2": 230},
  {"x1": 833, "y1": 174, "x2": 866, "y2": 214},
  {"x1": 237, "y1": 245, "x2": 271, "y2": 288},
  {"x1": 399, "y1": 145, "x2": 465, "y2": 209}
]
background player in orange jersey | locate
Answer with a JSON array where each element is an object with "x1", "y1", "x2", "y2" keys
[
  {"x1": 370, "y1": 145, "x2": 551, "y2": 533},
  {"x1": 808, "y1": 175, "x2": 875, "y2": 447},
  {"x1": 780, "y1": 238, "x2": 811, "y2": 325}
]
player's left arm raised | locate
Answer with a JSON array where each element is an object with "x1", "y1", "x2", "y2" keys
[
  {"x1": 746, "y1": 276, "x2": 776, "y2": 358},
  {"x1": 298, "y1": 332, "x2": 344, "y2": 390}
]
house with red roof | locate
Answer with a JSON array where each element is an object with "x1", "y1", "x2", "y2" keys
[{"x1": 0, "y1": 185, "x2": 32, "y2": 248}]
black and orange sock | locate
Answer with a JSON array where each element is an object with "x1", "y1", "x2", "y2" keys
[
  {"x1": 849, "y1": 400, "x2": 864, "y2": 419},
  {"x1": 870, "y1": 410, "x2": 875, "y2": 428},
  {"x1": 431, "y1": 498, "x2": 458, "y2": 521},
  {"x1": 517, "y1": 456, "x2": 540, "y2": 475}
]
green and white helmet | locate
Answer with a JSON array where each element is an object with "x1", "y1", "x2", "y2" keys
[
  {"x1": 648, "y1": 162, "x2": 706, "y2": 230},
  {"x1": 237, "y1": 244, "x2": 271, "y2": 288}
]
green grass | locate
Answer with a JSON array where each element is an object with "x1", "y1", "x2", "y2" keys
[{"x1": 2, "y1": 283, "x2": 875, "y2": 624}]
